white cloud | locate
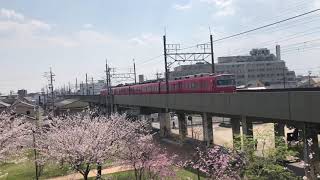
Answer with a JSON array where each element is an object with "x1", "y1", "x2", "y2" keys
[
  {"x1": 315, "y1": 0, "x2": 320, "y2": 8},
  {"x1": 200, "y1": 0, "x2": 235, "y2": 16},
  {"x1": 83, "y1": 23, "x2": 93, "y2": 28},
  {"x1": 0, "y1": 8, "x2": 24, "y2": 20},
  {"x1": 30, "y1": 19, "x2": 51, "y2": 30},
  {"x1": 75, "y1": 30, "x2": 112, "y2": 45},
  {"x1": 215, "y1": 6, "x2": 235, "y2": 16},
  {"x1": 44, "y1": 36, "x2": 78, "y2": 48},
  {"x1": 0, "y1": 8, "x2": 51, "y2": 32},
  {"x1": 129, "y1": 33, "x2": 161, "y2": 45},
  {"x1": 173, "y1": 2, "x2": 192, "y2": 11},
  {"x1": 200, "y1": 0, "x2": 232, "y2": 7}
]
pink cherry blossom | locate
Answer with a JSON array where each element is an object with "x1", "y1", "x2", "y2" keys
[
  {"x1": 182, "y1": 146, "x2": 246, "y2": 180},
  {"x1": 0, "y1": 112, "x2": 32, "y2": 162}
]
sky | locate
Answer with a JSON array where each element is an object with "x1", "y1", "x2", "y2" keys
[{"x1": 0, "y1": 0, "x2": 320, "y2": 94}]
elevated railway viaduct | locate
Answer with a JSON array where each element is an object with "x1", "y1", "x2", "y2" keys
[{"x1": 65, "y1": 89, "x2": 320, "y2": 178}]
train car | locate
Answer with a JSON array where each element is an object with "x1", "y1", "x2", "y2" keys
[
  {"x1": 100, "y1": 74, "x2": 236, "y2": 96},
  {"x1": 130, "y1": 82, "x2": 160, "y2": 95},
  {"x1": 100, "y1": 88, "x2": 108, "y2": 96},
  {"x1": 159, "y1": 74, "x2": 235, "y2": 94}
]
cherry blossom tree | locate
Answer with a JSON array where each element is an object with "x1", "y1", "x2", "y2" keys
[
  {"x1": 117, "y1": 134, "x2": 175, "y2": 180},
  {"x1": 183, "y1": 145, "x2": 246, "y2": 180},
  {"x1": 0, "y1": 112, "x2": 31, "y2": 162},
  {"x1": 38, "y1": 113, "x2": 149, "y2": 180}
]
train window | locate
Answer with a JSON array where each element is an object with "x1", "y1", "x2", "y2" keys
[{"x1": 216, "y1": 79, "x2": 236, "y2": 86}]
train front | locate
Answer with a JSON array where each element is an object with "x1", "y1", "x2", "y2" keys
[{"x1": 214, "y1": 74, "x2": 236, "y2": 93}]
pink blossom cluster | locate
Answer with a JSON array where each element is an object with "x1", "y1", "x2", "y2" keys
[
  {"x1": 116, "y1": 134, "x2": 175, "y2": 179},
  {"x1": 0, "y1": 112, "x2": 32, "y2": 161},
  {"x1": 183, "y1": 146, "x2": 246, "y2": 180},
  {"x1": 36, "y1": 113, "x2": 150, "y2": 178}
]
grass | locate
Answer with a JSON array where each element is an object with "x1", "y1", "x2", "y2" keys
[
  {"x1": 88, "y1": 168, "x2": 206, "y2": 180},
  {"x1": 0, "y1": 160, "x2": 70, "y2": 180},
  {"x1": 0, "y1": 153, "x2": 204, "y2": 180}
]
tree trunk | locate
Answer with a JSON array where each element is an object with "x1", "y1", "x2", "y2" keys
[
  {"x1": 83, "y1": 164, "x2": 90, "y2": 180},
  {"x1": 197, "y1": 168, "x2": 200, "y2": 180},
  {"x1": 134, "y1": 168, "x2": 138, "y2": 180},
  {"x1": 83, "y1": 174, "x2": 88, "y2": 180},
  {"x1": 96, "y1": 163, "x2": 102, "y2": 180}
]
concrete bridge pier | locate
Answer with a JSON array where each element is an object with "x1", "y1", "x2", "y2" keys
[
  {"x1": 177, "y1": 112, "x2": 187, "y2": 142},
  {"x1": 274, "y1": 122, "x2": 285, "y2": 147},
  {"x1": 202, "y1": 113, "x2": 213, "y2": 147},
  {"x1": 302, "y1": 123, "x2": 320, "y2": 179},
  {"x1": 159, "y1": 112, "x2": 170, "y2": 137},
  {"x1": 241, "y1": 116, "x2": 254, "y2": 150},
  {"x1": 137, "y1": 114, "x2": 145, "y2": 121},
  {"x1": 241, "y1": 116, "x2": 253, "y2": 137},
  {"x1": 113, "y1": 104, "x2": 119, "y2": 114},
  {"x1": 231, "y1": 117, "x2": 241, "y2": 150}
]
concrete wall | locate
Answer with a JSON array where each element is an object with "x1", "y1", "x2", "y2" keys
[
  {"x1": 113, "y1": 92, "x2": 320, "y2": 123},
  {"x1": 67, "y1": 91, "x2": 320, "y2": 123}
]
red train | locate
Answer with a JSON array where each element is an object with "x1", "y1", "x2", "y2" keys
[{"x1": 100, "y1": 74, "x2": 236, "y2": 96}]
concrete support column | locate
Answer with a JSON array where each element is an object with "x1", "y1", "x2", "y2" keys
[
  {"x1": 113, "y1": 105, "x2": 118, "y2": 114},
  {"x1": 137, "y1": 115, "x2": 145, "y2": 121},
  {"x1": 302, "y1": 123, "x2": 320, "y2": 179},
  {"x1": 231, "y1": 118, "x2": 241, "y2": 150},
  {"x1": 274, "y1": 122, "x2": 285, "y2": 147},
  {"x1": 159, "y1": 112, "x2": 170, "y2": 137},
  {"x1": 177, "y1": 113, "x2": 187, "y2": 142},
  {"x1": 202, "y1": 113, "x2": 213, "y2": 147},
  {"x1": 241, "y1": 116, "x2": 253, "y2": 137},
  {"x1": 241, "y1": 116, "x2": 254, "y2": 150}
]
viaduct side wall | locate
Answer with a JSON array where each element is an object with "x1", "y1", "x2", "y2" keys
[{"x1": 113, "y1": 92, "x2": 320, "y2": 123}]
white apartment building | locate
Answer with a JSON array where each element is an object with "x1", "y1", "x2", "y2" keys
[{"x1": 170, "y1": 46, "x2": 297, "y2": 87}]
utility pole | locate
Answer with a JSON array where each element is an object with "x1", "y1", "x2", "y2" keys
[
  {"x1": 75, "y1": 78, "x2": 78, "y2": 94},
  {"x1": 32, "y1": 130, "x2": 39, "y2": 180},
  {"x1": 163, "y1": 35, "x2": 169, "y2": 94},
  {"x1": 283, "y1": 68, "x2": 286, "y2": 88},
  {"x1": 155, "y1": 72, "x2": 162, "y2": 80},
  {"x1": 210, "y1": 34, "x2": 215, "y2": 73},
  {"x1": 91, "y1": 77, "x2": 94, "y2": 95},
  {"x1": 46, "y1": 85, "x2": 48, "y2": 110},
  {"x1": 85, "y1": 73, "x2": 88, "y2": 95},
  {"x1": 105, "y1": 59, "x2": 112, "y2": 117},
  {"x1": 308, "y1": 71, "x2": 312, "y2": 87},
  {"x1": 48, "y1": 68, "x2": 55, "y2": 115},
  {"x1": 133, "y1": 59, "x2": 137, "y2": 84},
  {"x1": 81, "y1": 81, "x2": 84, "y2": 95}
]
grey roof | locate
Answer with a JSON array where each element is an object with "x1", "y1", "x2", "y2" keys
[
  {"x1": 55, "y1": 99, "x2": 80, "y2": 107},
  {"x1": 12, "y1": 99, "x2": 35, "y2": 108},
  {"x1": 0, "y1": 100, "x2": 10, "y2": 107}
]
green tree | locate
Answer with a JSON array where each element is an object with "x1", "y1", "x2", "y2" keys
[{"x1": 241, "y1": 134, "x2": 299, "y2": 180}]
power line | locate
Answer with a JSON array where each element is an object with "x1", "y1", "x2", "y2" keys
[
  {"x1": 237, "y1": 0, "x2": 312, "y2": 29},
  {"x1": 209, "y1": 9, "x2": 320, "y2": 43},
  {"x1": 226, "y1": 27, "x2": 320, "y2": 55},
  {"x1": 136, "y1": 54, "x2": 163, "y2": 65}
]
